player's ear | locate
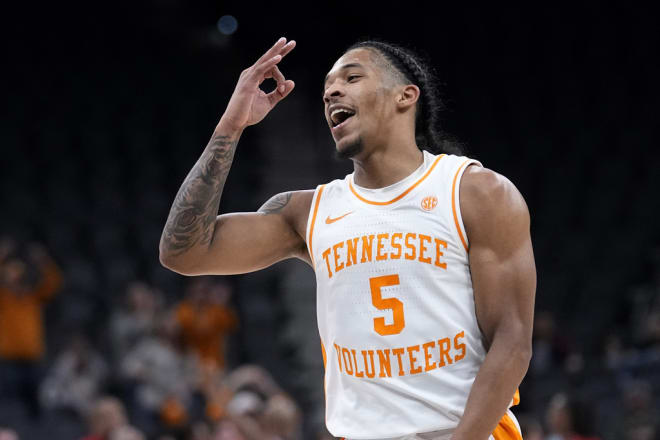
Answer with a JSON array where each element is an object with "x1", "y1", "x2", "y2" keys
[{"x1": 397, "y1": 84, "x2": 420, "y2": 111}]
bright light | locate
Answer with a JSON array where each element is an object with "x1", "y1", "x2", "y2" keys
[{"x1": 217, "y1": 15, "x2": 238, "y2": 35}]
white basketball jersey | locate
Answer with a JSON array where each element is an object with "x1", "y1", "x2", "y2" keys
[{"x1": 306, "y1": 151, "x2": 520, "y2": 439}]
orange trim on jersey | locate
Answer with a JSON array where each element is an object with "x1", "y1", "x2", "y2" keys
[
  {"x1": 492, "y1": 412, "x2": 522, "y2": 440},
  {"x1": 512, "y1": 388, "x2": 520, "y2": 406},
  {"x1": 348, "y1": 154, "x2": 446, "y2": 206},
  {"x1": 307, "y1": 185, "x2": 326, "y2": 267},
  {"x1": 320, "y1": 339, "x2": 328, "y2": 413},
  {"x1": 321, "y1": 340, "x2": 327, "y2": 368},
  {"x1": 451, "y1": 159, "x2": 472, "y2": 252}
]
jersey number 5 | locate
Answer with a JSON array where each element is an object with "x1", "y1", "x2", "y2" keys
[{"x1": 370, "y1": 274, "x2": 405, "y2": 335}]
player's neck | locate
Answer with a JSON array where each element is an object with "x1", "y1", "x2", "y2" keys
[{"x1": 351, "y1": 140, "x2": 424, "y2": 189}]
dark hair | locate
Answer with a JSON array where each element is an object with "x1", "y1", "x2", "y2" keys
[{"x1": 346, "y1": 40, "x2": 463, "y2": 155}]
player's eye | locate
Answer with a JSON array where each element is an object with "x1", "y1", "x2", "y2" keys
[{"x1": 347, "y1": 75, "x2": 361, "y2": 82}]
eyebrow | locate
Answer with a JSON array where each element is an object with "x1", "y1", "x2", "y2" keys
[{"x1": 323, "y1": 63, "x2": 365, "y2": 87}]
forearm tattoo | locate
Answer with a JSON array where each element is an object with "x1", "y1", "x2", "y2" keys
[
  {"x1": 258, "y1": 192, "x2": 292, "y2": 215},
  {"x1": 161, "y1": 133, "x2": 238, "y2": 256}
]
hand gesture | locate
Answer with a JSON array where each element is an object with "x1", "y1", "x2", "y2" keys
[{"x1": 220, "y1": 37, "x2": 296, "y2": 131}]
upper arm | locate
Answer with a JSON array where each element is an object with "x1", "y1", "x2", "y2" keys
[
  {"x1": 460, "y1": 166, "x2": 536, "y2": 351},
  {"x1": 167, "y1": 190, "x2": 314, "y2": 276}
]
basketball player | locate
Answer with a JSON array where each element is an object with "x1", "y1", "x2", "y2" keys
[{"x1": 159, "y1": 37, "x2": 536, "y2": 440}]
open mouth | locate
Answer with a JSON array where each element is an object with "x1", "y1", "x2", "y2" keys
[{"x1": 330, "y1": 108, "x2": 356, "y2": 128}]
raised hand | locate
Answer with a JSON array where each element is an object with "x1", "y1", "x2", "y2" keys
[
  {"x1": 220, "y1": 37, "x2": 296, "y2": 131},
  {"x1": 160, "y1": 38, "x2": 304, "y2": 276}
]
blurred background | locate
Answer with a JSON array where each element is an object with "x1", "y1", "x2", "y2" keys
[{"x1": 2, "y1": 2, "x2": 659, "y2": 440}]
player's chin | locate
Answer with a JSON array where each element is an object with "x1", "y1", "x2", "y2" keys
[{"x1": 335, "y1": 137, "x2": 363, "y2": 160}]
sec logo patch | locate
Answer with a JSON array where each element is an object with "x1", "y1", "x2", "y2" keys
[{"x1": 421, "y1": 195, "x2": 438, "y2": 212}]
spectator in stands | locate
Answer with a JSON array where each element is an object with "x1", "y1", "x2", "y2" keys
[
  {"x1": 221, "y1": 365, "x2": 302, "y2": 440},
  {"x1": 545, "y1": 393, "x2": 601, "y2": 440},
  {"x1": 109, "y1": 281, "x2": 162, "y2": 364},
  {"x1": 184, "y1": 421, "x2": 212, "y2": 440},
  {"x1": 0, "y1": 239, "x2": 63, "y2": 418},
  {"x1": 259, "y1": 394, "x2": 302, "y2": 440},
  {"x1": 531, "y1": 311, "x2": 573, "y2": 377},
  {"x1": 518, "y1": 415, "x2": 544, "y2": 440},
  {"x1": 120, "y1": 315, "x2": 199, "y2": 435},
  {"x1": 213, "y1": 420, "x2": 246, "y2": 440},
  {"x1": 81, "y1": 396, "x2": 130, "y2": 440},
  {"x1": 108, "y1": 425, "x2": 145, "y2": 440},
  {"x1": 39, "y1": 333, "x2": 108, "y2": 417},
  {"x1": 175, "y1": 278, "x2": 238, "y2": 371},
  {"x1": 0, "y1": 427, "x2": 18, "y2": 440},
  {"x1": 618, "y1": 380, "x2": 658, "y2": 440},
  {"x1": 602, "y1": 332, "x2": 626, "y2": 371},
  {"x1": 624, "y1": 425, "x2": 656, "y2": 440}
]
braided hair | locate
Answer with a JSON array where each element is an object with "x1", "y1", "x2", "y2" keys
[{"x1": 346, "y1": 40, "x2": 463, "y2": 155}]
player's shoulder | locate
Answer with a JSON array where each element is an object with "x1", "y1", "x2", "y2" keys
[
  {"x1": 258, "y1": 190, "x2": 316, "y2": 232},
  {"x1": 259, "y1": 176, "x2": 349, "y2": 217},
  {"x1": 460, "y1": 165, "x2": 529, "y2": 222},
  {"x1": 305, "y1": 176, "x2": 350, "y2": 203},
  {"x1": 462, "y1": 165, "x2": 513, "y2": 198},
  {"x1": 257, "y1": 189, "x2": 316, "y2": 250},
  {"x1": 321, "y1": 176, "x2": 349, "y2": 189},
  {"x1": 291, "y1": 189, "x2": 315, "y2": 206},
  {"x1": 259, "y1": 189, "x2": 313, "y2": 210}
]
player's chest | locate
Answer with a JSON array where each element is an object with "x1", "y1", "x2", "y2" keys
[{"x1": 312, "y1": 204, "x2": 460, "y2": 280}]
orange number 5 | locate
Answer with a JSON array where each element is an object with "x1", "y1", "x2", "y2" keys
[{"x1": 370, "y1": 274, "x2": 405, "y2": 336}]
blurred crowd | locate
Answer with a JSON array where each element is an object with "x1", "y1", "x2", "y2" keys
[
  {"x1": 0, "y1": 237, "x2": 305, "y2": 440},
  {"x1": 4, "y1": 1, "x2": 659, "y2": 438},
  {"x1": 516, "y1": 248, "x2": 660, "y2": 440},
  {"x1": 2, "y1": 237, "x2": 660, "y2": 439}
]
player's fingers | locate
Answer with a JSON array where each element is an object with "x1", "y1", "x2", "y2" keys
[
  {"x1": 254, "y1": 40, "x2": 295, "y2": 74},
  {"x1": 252, "y1": 55, "x2": 282, "y2": 78},
  {"x1": 255, "y1": 37, "x2": 287, "y2": 65},
  {"x1": 270, "y1": 65, "x2": 286, "y2": 85},
  {"x1": 277, "y1": 40, "x2": 296, "y2": 59},
  {"x1": 267, "y1": 80, "x2": 295, "y2": 106},
  {"x1": 262, "y1": 64, "x2": 284, "y2": 81},
  {"x1": 247, "y1": 40, "x2": 294, "y2": 85}
]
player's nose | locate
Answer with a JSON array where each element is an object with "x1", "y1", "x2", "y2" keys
[{"x1": 323, "y1": 82, "x2": 345, "y2": 104}]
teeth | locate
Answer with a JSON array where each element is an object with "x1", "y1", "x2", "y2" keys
[
  {"x1": 330, "y1": 108, "x2": 355, "y2": 125},
  {"x1": 331, "y1": 109, "x2": 352, "y2": 117}
]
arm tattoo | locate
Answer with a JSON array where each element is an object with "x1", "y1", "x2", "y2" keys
[
  {"x1": 258, "y1": 192, "x2": 292, "y2": 215},
  {"x1": 160, "y1": 133, "x2": 238, "y2": 257}
]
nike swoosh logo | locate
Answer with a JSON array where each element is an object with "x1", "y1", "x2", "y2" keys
[{"x1": 325, "y1": 211, "x2": 354, "y2": 224}]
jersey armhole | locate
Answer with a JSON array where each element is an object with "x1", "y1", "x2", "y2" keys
[
  {"x1": 305, "y1": 184, "x2": 326, "y2": 269},
  {"x1": 451, "y1": 159, "x2": 482, "y2": 253}
]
